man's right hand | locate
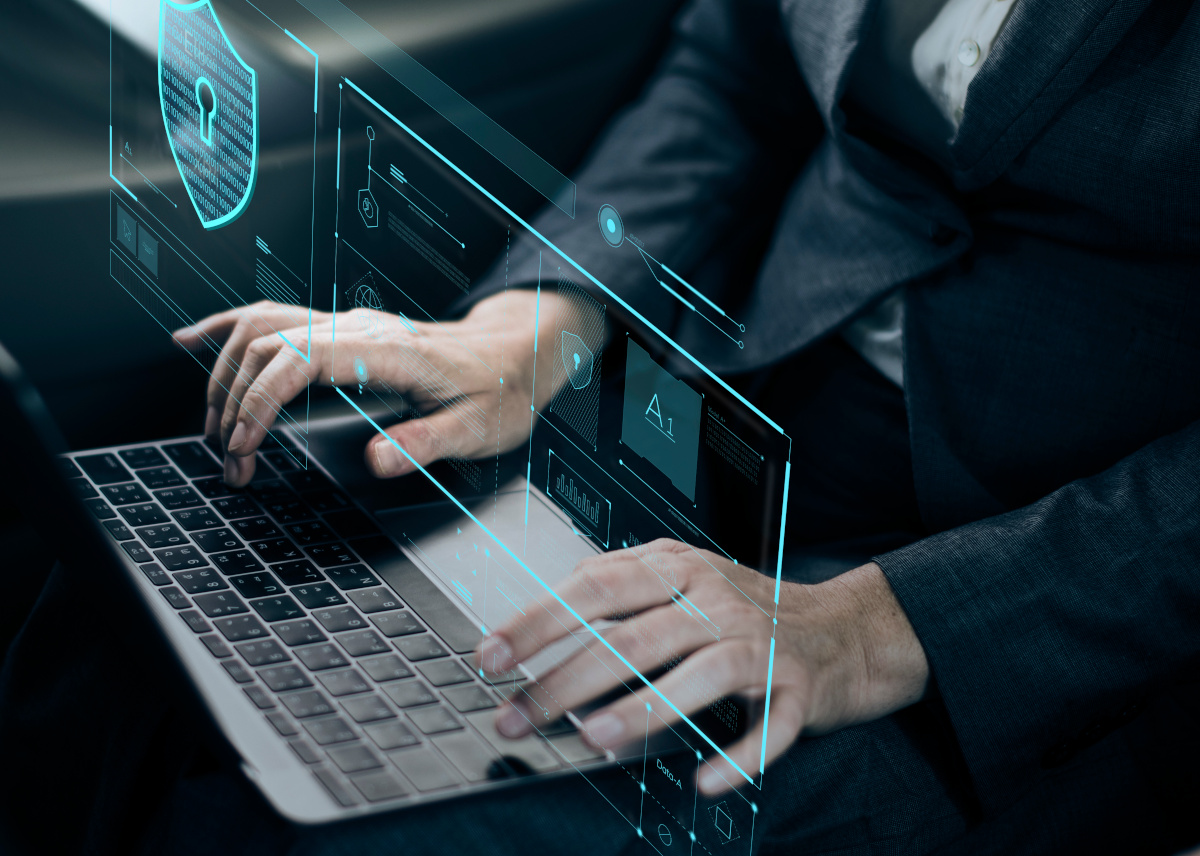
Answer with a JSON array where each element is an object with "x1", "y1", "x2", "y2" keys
[{"x1": 172, "y1": 290, "x2": 591, "y2": 486}]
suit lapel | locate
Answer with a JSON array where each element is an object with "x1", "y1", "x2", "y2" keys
[
  {"x1": 950, "y1": 0, "x2": 1154, "y2": 187},
  {"x1": 780, "y1": 0, "x2": 878, "y2": 125}
]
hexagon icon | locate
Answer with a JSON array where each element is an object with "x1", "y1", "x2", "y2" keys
[
  {"x1": 358, "y1": 187, "x2": 379, "y2": 228},
  {"x1": 561, "y1": 331, "x2": 593, "y2": 390}
]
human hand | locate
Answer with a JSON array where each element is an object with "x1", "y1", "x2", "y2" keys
[
  {"x1": 171, "y1": 290, "x2": 594, "y2": 486},
  {"x1": 477, "y1": 540, "x2": 929, "y2": 796}
]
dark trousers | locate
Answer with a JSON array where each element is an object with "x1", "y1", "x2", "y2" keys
[{"x1": 0, "y1": 340, "x2": 1181, "y2": 855}]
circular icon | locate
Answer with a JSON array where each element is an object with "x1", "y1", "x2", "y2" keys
[
  {"x1": 353, "y1": 357, "x2": 369, "y2": 385},
  {"x1": 657, "y1": 824, "x2": 673, "y2": 846},
  {"x1": 597, "y1": 204, "x2": 624, "y2": 248},
  {"x1": 366, "y1": 125, "x2": 376, "y2": 141}
]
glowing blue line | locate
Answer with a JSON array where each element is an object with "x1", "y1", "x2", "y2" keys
[
  {"x1": 662, "y1": 262, "x2": 726, "y2": 318},
  {"x1": 336, "y1": 128, "x2": 341, "y2": 189},
  {"x1": 673, "y1": 588, "x2": 713, "y2": 626},
  {"x1": 119, "y1": 154, "x2": 177, "y2": 208},
  {"x1": 760, "y1": 637, "x2": 776, "y2": 775},
  {"x1": 109, "y1": 126, "x2": 137, "y2": 201},
  {"x1": 452, "y1": 580, "x2": 473, "y2": 605},
  {"x1": 335, "y1": 386, "x2": 754, "y2": 785},
  {"x1": 637, "y1": 246, "x2": 695, "y2": 312},
  {"x1": 343, "y1": 78, "x2": 785, "y2": 435},
  {"x1": 283, "y1": 29, "x2": 319, "y2": 113},
  {"x1": 495, "y1": 584, "x2": 526, "y2": 616},
  {"x1": 774, "y1": 461, "x2": 790, "y2": 606},
  {"x1": 672, "y1": 596, "x2": 693, "y2": 617},
  {"x1": 617, "y1": 460, "x2": 736, "y2": 564},
  {"x1": 371, "y1": 167, "x2": 464, "y2": 248}
]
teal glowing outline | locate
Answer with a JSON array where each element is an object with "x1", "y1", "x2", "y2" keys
[{"x1": 158, "y1": 0, "x2": 259, "y2": 230}]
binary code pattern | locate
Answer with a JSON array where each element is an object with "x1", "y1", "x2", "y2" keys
[{"x1": 705, "y1": 408, "x2": 761, "y2": 485}]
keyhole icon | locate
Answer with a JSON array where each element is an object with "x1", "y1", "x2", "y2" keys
[
  {"x1": 573, "y1": 353, "x2": 580, "y2": 371},
  {"x1": 195, "y1": 77, "x2": 217, "y2": 147}
]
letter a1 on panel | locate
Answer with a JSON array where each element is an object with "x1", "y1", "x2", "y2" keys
[{"x1": 159, "y1": 0, "x2": 258, "y2": 229}]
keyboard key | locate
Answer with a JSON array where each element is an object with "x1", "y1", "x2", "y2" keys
[
  {"x1": 263, "y1": 450, "x2": 300, "y2": 473},
  {"x1": 304, "y1": 489, "x2": 352, "y2": 514},
  {"x1": 194, "y1": 477, "x2": 238, "y2": 500},
  {"x1": 139, "y1": 563, "x2": 170, "y2": 586},
  {"x1": 232, "y1": 517, "x2": 281, "y2": 541},
  {"x1": 222, "y1": 660, "x2": 254, "y2": 683},
  {"x1": 273, "y1": 560, "x2": 323, "y2": 586},
  {"x1": 236, "y1": 639, "x2": 290, "y2": 667},
  {"x1": 246, "y1": 480, "x2": 295, "y2": 504},
  {"x1": 163, "y1": 441, "x2": 221, "y2": 477},
  {"x1": 68, "y1": 478, "x2": 99, "y2": 500},
  {"x1": 119, "y1": 503, "x2": 168, "y2": 527},
  {"x1": 121, "y1": 541, "x2": 153, "y2": 563},
  {"x1": 160, "y1": 587, "x2": 189, "y2": 609},
  {"x1": 359, "y1": 655, "x2": 413, "y2": 683},
  {"x1": 407, "y1": 705, "x2": 462, "y2": 735},
  {"x1": 293, "y1": 583, "x2": 346, "y2": 609},
  {"x1": 289, "y1": 739, "x2": 321, "y2": 764},
  {"x1": 273, "y1": 619, "x2": 327, "y2": 647},
  {"x1": 154, "y1": 546, "x2": 209, "y2": 571},
  {"x1": 172, "y1": 508, "x2": 222, "y2": 531},
  {"x1": 284, "y1": 470, "x2": 333, "y2": 493},
  {"x1": 211, "y1": 495, "x2": 261, "y2": 520},
  {"x1": 258, "y1": 665, "x2": 313, "y2": 692},
  {"x1": 85, "y1": 499, "x2": 117, "y2": 520},
  {"x1": 337, "y1": 630, "x2": 390, "y2": 657},
  {"x1": 136, "y1": 524, "x2": 187, "y2": 549},
  {"x1": 193, "y1": 591, "x2": 247, "y2": 617},
  {"x1": 172, "y1": 568, "x2": 227, "y2": 594},
  {"x1": 326, "y1": 565, "x2": 380, "y2": 591},
  {"x1": 286, "y1": 521, "x2": 338, "y2": 547},
  {"x1": 118, "y1": 446, "x2": 166, "y2": 469},
  {"x1": 250, "y1": 595, "x2": 304, "y2": 623},
  {"x1": 103, "y1": 520, "x2": 134, "y2": 541},
  {"x1": 351, "y1": 771, "x2": 408, "y2": 803},
  {"x1": 303, "y1": 717, "x2": 357, "y2": 746},
  {"x1": 431, "y1": 731, "x2": 497, "y2": 782},
  {"x1": 214, "y1": 615, "x2": 268, "y2": 641},
  {"x1": 312, "y1": 766, "x2": 360, "y2": 806},
  {"x1": 347, "y1": 587, "x2": 403, "y2": 614},
  {"x1": 262, "y1": 498, "x2": 313, "y2": 524},
  {"x1": 179, "y1": 610, "x2": 211, "y2": 633},
  {"x1": 294, "y1": 643, "x2": 351, "y2": 672},
  {"x1": 442, "y1": 685, "x2": 497, "y2": 713},
  {"x1": 323, "y1": 509, "x2": 382, "y2": 541},
  {"x1": 101, "y1": 483, "x2": 149, "y2": 505},
  {"x1": 364, "y1": 720, "x2": 418, "y2": 750},
  {"x1": 192, "y1": 528, "x2": 243, "y2": 553},
  {"x1": 154, "y1": 487, "x2": 204, "y2": 510},
  {"x1": 370, "y1": 611, "x2": 422, "y2": 638},
  {"x1": 58, "y1": 457, "x2": 82, "y2": 479},
  {"x1": 77, "y1": 453, "x2": 133, "y2": 485},
  {"x1": 266, "y1": 711, "x2": 299, "y2": 737},
  {"x1": 395, "y1": 635, "x2": 448, "y2": 662},
  {"x1": 136, "y1": 466, "x2": 185, "y2": 490},
  {"x1": 313, "y1": 606, "x2": 366, "y2": 633},
  {"x1": 229, "y1": 572, "x2": 283, "y2": 599},
  {"x1": 417, "y1": 660, "x2": 473, "y2": 688},
  {"x1": 211, "y1": 550, "x2": 263, "y2": 575},
  {"x1": 306, "y1": 542, "x2": 357, "y2": 568},
  {"x1": 382, "y1": 681, "x2": 436, "y2": 709},
  {"x1": 342, "y1": 694, "x2": 396, "y2": 724},
  {"x1": 328, "y1": 743, "x2": 382, "y2": 774},
  {"x1": 389, "y1": 746, "x2": 458, "y2": 792},
  {"x1": 317, "y1": 668, "x2": 371, "y2": 697},
  {"x1": 200, "y1": 634, "x2": 232, "y2": 658},
  {"x1": 244, "y1": 685, "x2": 275, "y2": 710},
  {"x1": 251, "y1": 538, "x2": 303, "y2": 564},
  {"x1": 281, "y1": 690, "x2": 336, "y2": 719}
]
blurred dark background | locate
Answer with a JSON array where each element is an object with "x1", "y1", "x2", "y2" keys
[{"x1": 0, "y1": 0, "x2": 681, "y2": 659}]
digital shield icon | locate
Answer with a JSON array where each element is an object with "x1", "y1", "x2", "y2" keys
[
  {"x1": 561, "y1": 331, "x2": 593, "y2": 390},
  {"x1": 159, "y1": 0, "x2": 258, "y2": 229}
]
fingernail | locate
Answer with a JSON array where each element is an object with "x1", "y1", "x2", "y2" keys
[
  {"x1": 582, "y1": 713, "x2": 624, "y2": 748},
  {"x1": 479, "y1": 635, "x2": 515, "y2": 673},
  {"x1": 227, "y1": 422, "x2": 248, "y2": 453},
  {"x1": 372, "y1": 439, "x2": 405, "y2": 477},
  {"x1": 204, "y1": 407, "x2": 220, "y2": 438},
  {"x1": 496, "y1": 704, "x2": 531, "y2": 738}
]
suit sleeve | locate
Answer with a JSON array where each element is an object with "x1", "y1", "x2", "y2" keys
[
  {"x1": 875, "y1": 417, "x2": 1200, "y2": 815},
  {"x1": 461, "y1": 0, "x2": 819, "y2": 329}
]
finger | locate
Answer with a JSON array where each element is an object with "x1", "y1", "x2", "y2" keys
[
  {"x1": 364, "y1": 404, "x2": 481, "y2": 479},
  {"x1": 171, "y1": 305, "x2": 249, "y2": 353},
  {"x1": 478, "y1": 547, "x2": 678, "y2": 675},
  {"x1": 696, "y1": 693, "x2": 803, "y2": 797},
  {"x1": 496, "y1": 603, "x2": 717, "y2": 738}
]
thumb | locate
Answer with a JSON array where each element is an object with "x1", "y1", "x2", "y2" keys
[{"x1": 365, "y1": 408, "x2": 471, "y2": 478}]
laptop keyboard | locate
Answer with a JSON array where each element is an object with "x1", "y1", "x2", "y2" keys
[{"x1": 67, "y1": 434, "x2": 600, "y2": 809}]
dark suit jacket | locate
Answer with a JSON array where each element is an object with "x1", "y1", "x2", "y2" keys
[{"x1": 481, "y1": 0, "x2": 1200, "y2": 837}]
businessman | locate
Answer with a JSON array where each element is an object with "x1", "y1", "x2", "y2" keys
[{"x1": 4, "y1": 0, "x2": 1198, "y2": 853}]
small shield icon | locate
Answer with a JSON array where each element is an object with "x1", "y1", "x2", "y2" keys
[
  {"x1": 561, "y1": 331, "x2": 593, "y2": 390},
  {"x1": 159, "y1": 0, "x2": 258, "y2": 229}
]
